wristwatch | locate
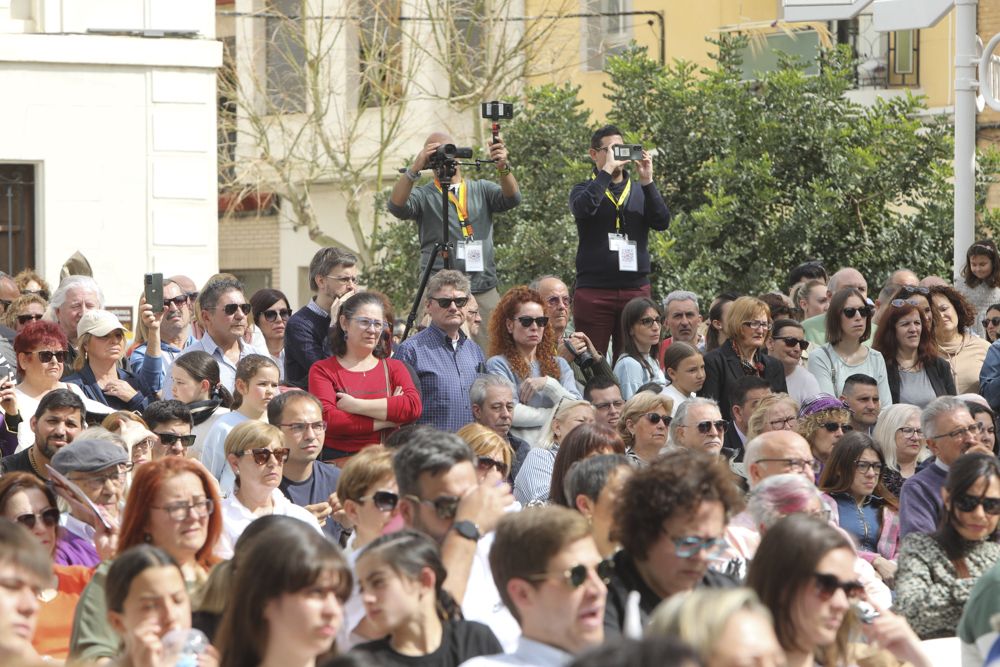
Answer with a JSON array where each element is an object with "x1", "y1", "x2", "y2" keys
[
  {"x1": 453, "y1": 520, "x2": 481, "y2": 542},
  {"x1": 405, "y1": 169, "x2": 420, "y2": 182}
]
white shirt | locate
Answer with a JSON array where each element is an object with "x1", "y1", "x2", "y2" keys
[
  {"x1": 463, "y1": 531, "x2": 522, "y2": 653},
  {"x1": 214, "y1": 487, "x2": 321, "y2": 559},
  {"x1": 784, "y1": 365, "x2": 822, "y2": 405},
  {"x1": 460, "y1": 637, "x2": 573, "y2": 667},
  {"x1": 199, "y1": 412, "x2": 251, "y2": 495},
  {"x1": 660, "y1": 383, "x2": 693, "y2": 417}
]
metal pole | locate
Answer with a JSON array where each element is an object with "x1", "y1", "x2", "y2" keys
[
  {"x1": 5, "y1": 185, "x2": 12, "y2": 273},
  {"x1": 954, "y1": 0, "x2": 978, "y2": 281}
]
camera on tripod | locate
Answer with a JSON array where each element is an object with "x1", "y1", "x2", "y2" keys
[{"x1": 612, "y1": 144, "x2": 643, "y2": 161}]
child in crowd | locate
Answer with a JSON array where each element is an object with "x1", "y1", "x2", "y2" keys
[{"x1": 958, "y1": 239, "x2": 1000, "y2": 338}]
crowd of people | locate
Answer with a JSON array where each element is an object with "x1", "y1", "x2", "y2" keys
[{"x1": 4, "y1": 126, "x2": 1000, "y2": 667}]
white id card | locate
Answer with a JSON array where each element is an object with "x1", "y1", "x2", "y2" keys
[
  {"x1": 608, "y1": 233, "x2": 626, "y2": 251},
  {"x1": 618, "y1": 240, "x2": 638, "y2": 272},
  {"x1": 464, "y1": 240, "x2": 485, "y2": 272}
]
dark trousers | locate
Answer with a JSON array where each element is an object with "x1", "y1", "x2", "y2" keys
[{"x1": 573, "y1": 284, "x2": 652, "y2": 363}]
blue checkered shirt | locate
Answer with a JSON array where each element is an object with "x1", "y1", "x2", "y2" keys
[{"x1": 394, "y1": 325, "x2": 486, "y2": 432}]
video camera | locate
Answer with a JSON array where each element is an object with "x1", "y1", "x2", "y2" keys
[
  {"x1": 612, "y1": 144, "x2": 643, "y2": 161},
  {"x1": 428, "y1": 143, "x2": 474, "y2": 180}
]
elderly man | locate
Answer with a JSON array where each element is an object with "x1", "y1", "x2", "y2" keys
[
  {"x1": 669, "y1": 397, "x2": 727, "y2": 458},
  {"x1": 533, "y1": 275, "x2": 613, "y2": 387},
  {"x1": 465, "y1": 294, "x2": 483, "y2": 339},
  {"x1": 0, "y1": 389, "x2": 85, "y2": 479},
  {"x1": 841, "y1": 374, "x2": 881, "y2": 434},
  {"x1": 899, "y1": 396, "x2": 993, "y2": 539},
  {"x1": 800, "y1": 268, "x2": 869, "y2": 346},
  {"x1": 50, "y1": 275, "x2": 103, "y2": 374},
  {"x1": 129, "y1": 278, "x2": 194, "y2": 392},
  {"x1": 662, "y1": 290, "x2": 703, "y2": 347},
  {"x1": 0, "y1": 272, "x2": 20, "y2": 324},
  {"x1": 388, "y1": 131, "x2": 521, "y2": 350},
  {"x1": 471, "y1": 375, "x2": 530, "y2": 481},
  {"x1": 396, "y1": 270, "x2": 485, "y2": 432},
  {"x1": 765, "y1": 318, "x2": 820, "y2": 403},
  {"x1": 462, "y1": 507, "x2": 608, "y2": 667}
]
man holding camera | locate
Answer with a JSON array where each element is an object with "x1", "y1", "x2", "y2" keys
[
  {"x1": 388, "y1": 132, "x2": 521, "y2": 350},
  {"x1": 570, "y1": 125, "x2": 671, "y2": 361}
]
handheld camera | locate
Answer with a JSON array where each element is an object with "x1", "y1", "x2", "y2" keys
[{"x1": 481, "y1": 100, "x2": 514, "y2": 144}]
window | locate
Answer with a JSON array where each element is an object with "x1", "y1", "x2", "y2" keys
[
  {"x1": 219, "y1": 36, "x2": 238, "y2": 186},
  {"x1": 266, "y1": 0, "x2": 307, "y2": 112},
  {"x1": 836, "y1": 14, "x2": 919, "y2": 89},
  {"x1": 223, "y1": 269, "x2": 273, "y2": 296},
  {"x1": 584, "y1": 0, "x2": 631, "y2": 72},
  {"x1": 0, "y1": 165, "x2": 36, "y2": 275},
  {"x1": 357, "y1": 0, "x2": 403, "y2": 107}
]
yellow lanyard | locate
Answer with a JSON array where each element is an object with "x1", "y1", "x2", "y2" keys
[
  {"x1": 596, "y1": 174, "x2": 631, "y2": 233},
  {"x1": 434, "y1": 179, "x2": 472, "y2": 239}
]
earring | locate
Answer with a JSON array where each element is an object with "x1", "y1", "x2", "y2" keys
[{"x1": 143, "y1": 533, "x2": 152, "y2": 543}]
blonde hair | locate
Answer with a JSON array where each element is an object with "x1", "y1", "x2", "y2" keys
[
  {"x1": 722, "y1": 296, "x2": 771, "y2": 342},
  {"x1": 537, "y1": 399, "x2": 595, "y2": 449},
  {"x1": 617, "y1": 391, "x2": 674, "y2": 450},
  {"x1": 747, "y1": 393, "x2": 799, "y2": 439},
  {"x1": 456, "y1": 423, "x2": 512, "y2": 472},
  {"x1": 223, "y1": 421, "x2": 282, "y2": 457},
  {"x1": 872, "y1": 403, "x2": 929, "y2": 472},
  {"x1": 336, "y1": 445, "x2": 395, "y2": 502},
  {"x1": 3, "y1": 293, "x2": 47, "y2": 329},
  {"x1": 647, "y1": 588, "x2": 773, "y2": 660}
]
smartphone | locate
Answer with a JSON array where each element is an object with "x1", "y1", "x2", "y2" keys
[{"x1": 144, "y1": 273, "x2": 164, "y2": 311}]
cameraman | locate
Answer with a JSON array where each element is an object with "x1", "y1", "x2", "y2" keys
[
  {"x1": 388, "y1": 132, "x2": 521, "y2": 350},
  {"x1": 569, "y1": 125, "x2": 671, "y2": 362}
]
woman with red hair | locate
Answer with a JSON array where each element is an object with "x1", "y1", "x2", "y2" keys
[
  {"x1": 67, "y1": 456, "x2": 222, "y2": 663},
  {"x1": 873, "y1": 300, "x2": 955, "y2": 408},
  {"x1": 485, "y1": 286, "x2": 581, "y2": 446}
]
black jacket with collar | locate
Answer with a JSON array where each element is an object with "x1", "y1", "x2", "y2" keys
[{"x1": 699, "y1": 340, "x2": 787, "y2": 421}]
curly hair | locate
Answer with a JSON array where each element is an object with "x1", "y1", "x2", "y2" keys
[
  {"x1": 613, "y1": 449, "x2": 744, "y2": 560},
  {"x1": 927, "y1": 284, "x2": 978, "y2": 336},
  {"x1": 3, "y1": 293, "x2": 47, "y2": 330},
  {"x1": 872, "y1": 300, "x2": 939, "y2": 369},
  {"x1": 488, "y1": 286, "x2": 559, "y2": 382},
  {"x1": 796, "y1": 407, "x2": 851, "y2": 446}
]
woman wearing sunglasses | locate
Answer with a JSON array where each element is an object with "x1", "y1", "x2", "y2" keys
[
  {"x1": 352, "y1": 530, "x2": 502, "y2": 666},
  {"x1": 871, "y1": 299, "x2": 954, "y2": 409},
  {"x1": 486, "y1": 286, "x2": 582, "y2": 447},
  {"x1": 871, "y1": 403, "x2": 928, "y2": 499},
  {"x1": 796, "y1": 394, "x2": 853, "y2": 469},
  {"x1": 895, "y1": 452, "x2": 1000, "y2": 639},
  {"x1": 457, "y1": 423, "x2": 514, "y2": 484},
  {"x1": 817, "y1": 432, "x2": 900, "y2": 588},
  {"x1": 0, "y1": 472, "x2": 94, "y2": 660},
  {"x1": 982, "y1": 303, "x2": 1000, "y2": 343},
  {"x1": 3, "y1": 292, "x2": 46, "y2": 333},
  {"x1": 216, "y1": 420, "x2": 321, "y2": 559},
  {"x1": 250, "y1": 288, "x2": 292, "y2": 383},
  {"x1": 614, "y1": 297, "x2": 666, "y2": 400},
  {"x1": 69, "y1": 456, "x2": 222, "y2": 662},
  {"x1": 616, "y1": 390, "x2": 673, "y2": 465},
  {"x1": 747, "y1": 514, "x2": 931, "y2": 667},
  {"x1": 310, "y1": 291, "x2": 421, "y2": 461},
  {"x1": 927, "y1": 285, "x2": 991, "y2": 395},
  {"x1": 701, "y1": 296, "x2": 786, "y2": 422},
  {"x1": 806, "y1": 287, "x2": 892, "y2": 408}
]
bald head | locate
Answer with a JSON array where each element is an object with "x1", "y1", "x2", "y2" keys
[
  {"x1": 426, "y1": 132, "x2": 454, "y2": 146},
  {"x1": 888, "y1": 269, "x2": 919, "y2": 288},
  {"x1": 828, "y1": 268, "x2": 867, "y2": 297},
  {"x1": 745, "y1": 430, "x2": 814, "y2": 487}
]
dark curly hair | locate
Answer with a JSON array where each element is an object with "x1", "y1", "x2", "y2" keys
[
  {"x1": 487, "y1": 286, "x2": 559, "y2": 382},
  {"x1": 872, "y1": 300, "x2": 939, "y2": 370},
  {"x1": 927, "y1": 284, "x2": 978, "y2": 336},
  {"x1": 613, "y1": 449, "x2": 744, "y2": 560}
]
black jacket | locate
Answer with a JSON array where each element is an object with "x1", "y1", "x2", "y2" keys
[
  {"x1": 699, "y1": 340, "x2": 787, "y2": 421},
  {"x1": 886, "y1": 356, "x2": 956, "y2": 404}
]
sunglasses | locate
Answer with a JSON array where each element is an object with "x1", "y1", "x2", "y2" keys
[
  {"x1": 21, "y1": 289, "x2": 49, "y2": 300},
  {"x1": 954, "y1": 494, "x2": 1000, "y2": 515},
  {"x1": 527, "y1": 559, "x2": 615, "y2": 588},
  {"x1": 820, "y1": 422, "x2": 853, "y2": 433},
  {"x1": 215, "y1": 303, "x2": 252, "y2": 316},
  {"x1": 516, "y1": 316, "x2": 549, "y2": 328},
  {"x1": 16, "y1": 314, "x2": 43, "y2": 325},
  {"x1": 639, "y1": 316, "x2": 663, "y2": 327},
  {"x1": 29, "y1": 350, "x2": 67, "y2": 364},
  {"x1": 774, "y1": 336, "x2": 809, "y2": 351},
  {"x1": 15, "y1": 508, "x2": 60, "y2": 530},
  {"x1": 164, "y1": 295, "x2": 189, "y2": 308},
  {"x1": 243, "y1": 447, "x2": 291, "y2": 465},
  {"x1": 431, "y1": 296, "x2": 469, "y2": 309},
  {"x1": 686, "y1": 419, "x2": 727, "y2": 434},
  {"x1": 896, "y1": 286, "x2": 930, "y2": 296},
  {"x1": 984, "y1": 317, "x2": 1000, "y2": 329},
  {"x1": 842, "y1": 306, "x2": 873, "y2": 318},
  {"x1": 405, "y1": 494, "x2": 461, "y2": 520},
  {"x1": 671, "y1": 535, "x2": 729, "y2": 559},
  {"x1": 477, "y1": 455, "x2": 508, "y2": 476},
  {"x1": 643, "y1": 412, "x2": 671, "y2": 426},
  {"x1": 890, "y1": 299, "x2": 920, "y2": 308},
  {"x1": 814, "y1": 572, "x2": 865, "y2": 601},
  {"x1": 359, "y1": 490, "x2": 399, "y2": 512},
  {"x1": 155, "y1": 433, "x2": 197, "y2": 448},
  {"x1": 262, "y1": 308, "x2": 292, "y2": 322}
]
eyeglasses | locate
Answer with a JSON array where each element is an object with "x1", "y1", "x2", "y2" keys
[
  {"x1": 404, "y1": 494, "x2": 460, "y2": 521},
  {"x1": 21, "y1": 289, "x2": 49, "y2": 300},
  {"x1": 351, "y1": 317, "x2": 385, "y2": 331},
  {"x1": 854, "y1": 461, "x2": 884, "y2": 475},
  {"x1": 477, "y1": 455, "x2": 508, "y2": 477},
  {"x1": 279, "y1": 421, "x2": 327, "y2": 435},
  {"x1": 155, "y1": 433, "x2": 197, "y2": 448},
  {"x1": 643, "y1": 412, "x2": 671, "y2": 426},
  {"x1": 152, "y1": 499, "x2": 214, "y2": 522},
  {"x1": 326, "y1": 275, "x2": 359, "y2": 284},
  {"x1": 164, "y1": 295, "x2": 189, "y2": 308},
  {"x1": 71, "y1": 463, "x2": 134, "y2": 490},
  {"x1": 741, "y1": 320, "x2": 770, "y2": 331},
  {"x1": 807, "y1": 507, "x2": 833, "y2": 522},
  {"x1": 132, "y1": 437, "x2": 155, "y2": 456},
  {"x1": 16, "y1": 314, "x2": 43, "y2": 325},
  {"x1": 29, "y1": 349, "x2": 67, "y2": 364},
  {"x1": 639, "y1": 316, "x2": 663, "y2": 327},
  {"x1": 774, "y1": 336, "x2": 810, "y2": 351},
  {"x1": 430, "y1": 296, "x2": 469, "y2": 309},
  {"x1": 15, "y1": 508, "x2": 60, "y2": 530},
  {"x1": 593, "y1": 399, "x2": 625, "y2": 412},
  {"x1": 842, "y1": 306, "x2": 873, "y2": 319},
  {"x1": 683, "y1": 419, "x2": 727, "y2": 434},
  {"x1": 756, "y1": 458, "x2": 820, "y2": 473},
  {"x1": 896, "y1": 426, "x2": 924, "y2": 438},
  {"x1": 516, "y1": 316, "x2": 549, "y2": 328},
  {"x1": 242, "y1": 447, "x2": 291, "y2": 465},
  {"x1": 890, "y1": 299, "x2": 920, "y2": 308},
  {"x1": 768, "y1": 416, "x2": 797, "y2": 429},
  {"x1": 526, "y1": 559, "x2": 615, "y2": 588},
  {"x1": 954, "y1": 494, "x2": 1000, "y2": 515},
  {"x1": 467, "y1": 309, "x2": 480, "y2": 318},
  {"x1": 262, "y1": 308, "x2": 292, "y2": 322},
  {"x1": 546, "y1": 295, "x2": 571, "y2": 308},
  {"x1": 671, "y1": 535, "x2": 729, "y2": 559},
  {"x1": 929, "y1": 422, "x2": 984, "y2": 440},
  {"x1": 359, "y1": 490, "x2": 399, "y2": 512},
  {"x1": 814, "y1": 572, "x2": 865, "y2": 601},
  {"x1": 983, "y1": 317, "x2": 1000, "y2": 329},
  {"x1": 214, "y1": 303, "x2": 252, "y2": 316},
  {"x1": 820, "y1": 422, "x2": 852, "y2": 434}
]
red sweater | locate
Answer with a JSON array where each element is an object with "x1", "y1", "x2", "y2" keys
[{"x1": 309, "y1": 356, "x2": 422, "y2": 453}]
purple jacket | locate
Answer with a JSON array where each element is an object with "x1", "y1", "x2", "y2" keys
[
  {"x1": 53, "y1": 530, "x2": 101, "y2": 568},
  {"x1": 0, "y1": 413, "x2": 20, "y2": 457},
  {"x1": 898, "y1": 461, "x2": 948, "y2": 540}
]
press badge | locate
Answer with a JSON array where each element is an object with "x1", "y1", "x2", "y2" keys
[
  {"x1": 608, "y1": 233, "x2": 626, "y2": 251},
  {"x1": 619, "y1": 240, "x2": 638, "y2": 272},
  {"x1": 464, "y1": 240, "x2": 485, "y2": 272}
]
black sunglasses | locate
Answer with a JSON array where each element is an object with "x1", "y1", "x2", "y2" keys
[
  {"x1": 431, "y1": 296, "x2": 469, "y2": 309},
  {"x1": 774, "y1": 335, "x2": 810, "y2": 351},
  {"x1": 527, "y1": 559, "x2": 615, "y2": 588},
  {"x1": 30, "y1": 350, "x2": 67, "y2": 364},
  {"x1": 21, "y1": 289, "x2": 49, "y2": 300},
  {"x1": 643, "y1": 412, "x2": 671, "y2": 426},
  {"x1": 15, "y1": 508, "x2": 60, "y2": 530},
  {"x1": 477, "y1": 455, "x2": 508, "y2": 476},
  {"x1": 16, "y1": 314, "x2": 43, "y2": 325},
  {"x1": 814, "y1": 572, "x2": 864, "y2": 600},
  {"x1": 820, "y1": 422, "x2": 853, "y2": 433},
  {"x1": 954, "y1": 494, "x2": 1000, "y2": 515},
  {"x1": 516, "y1": 316, "x2": 549, "y2": 328},
  {"x1": 405, "y1": 494, "x2": 461, "y2": 520},
  {"x1": 156, "y1": 433, "x2": 197, "y2": 447},
  {"x1": 689, "y1": 419, "x2": 727, "y2": 434},
  {"x1": 163, "y1": 295, "x2": 189, "y2": 308},
  {"x1": 262, "y1": 308, "x2": 292, "y2": 322},
  {"x1": 842, "y1": 306, "x2": 873, "y2": 319},
  {"x1": 244, "y1": 447, "x2": 290, "y2": 465},
  {"x1": 984, "y1": 317, "x2": 1000, "y2": 329},
  {"x1": 216, "y1": 303, "x2": 252, "y2": 316},
  {"x1": 360, "y1": 490, "x2": 399, "y2": 512}
]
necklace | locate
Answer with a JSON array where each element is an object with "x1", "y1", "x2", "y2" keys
[
  {"x1": 28, "y1": 447, "x2": 42, "y2": 477},
  {"x1": 897, "y1": 358, "x2": 921, "y2": 372}
]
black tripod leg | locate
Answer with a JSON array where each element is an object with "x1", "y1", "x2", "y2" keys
[{"x1": 401, "y1": 242, "x2": 448, "y2": 343}]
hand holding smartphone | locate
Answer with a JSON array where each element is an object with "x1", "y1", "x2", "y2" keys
[{"x1": 144, "y1": 273, "x2": 164, "y2": 312}]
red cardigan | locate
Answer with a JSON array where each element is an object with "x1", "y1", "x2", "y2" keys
[{"x1": 309, "y1": 356, "x2": 422, "y2": 453}]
